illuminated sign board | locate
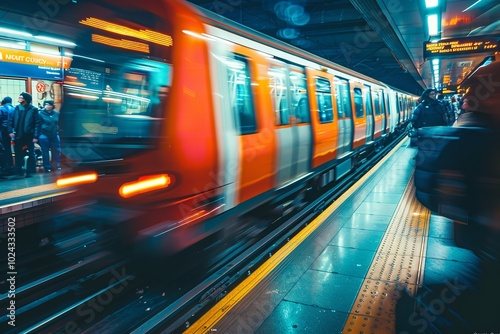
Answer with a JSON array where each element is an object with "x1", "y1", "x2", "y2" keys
[
  {"x1": 65, "y1": 67, "x2": 104, "y2": 90},
  {"x1": 0, "y1": 47, "x2": 72, "y2": 80},
  {"x1": 423, "y1": 35, "x2": 499, "y2": 59}
]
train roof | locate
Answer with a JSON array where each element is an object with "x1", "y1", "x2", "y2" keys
[{"x1": 188, "y1": 3, "x2": 416, "y2": 96}]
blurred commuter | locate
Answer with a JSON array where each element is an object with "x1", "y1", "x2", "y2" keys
[
  {"x1": 38, "y1": 100, "x2": 61, "y2": 172},
  {"x1": 453, "y1": 95, "x2": 493, "y2": 127},
  {"x1": 450, "y1": 95, "x2": 459, "y2": 117},
  {"x1": 437, "y1": 92, "x2": 455, "y2": 125},
  {"x1": 411, "y1": 88, "x2": 448, "y2": 128},
  {"x1": 9, "y1": 92, "x2": 40, "y2": 177},
  {"x1": 0, "y1": 96, "x2": 15, "y2": 175}
]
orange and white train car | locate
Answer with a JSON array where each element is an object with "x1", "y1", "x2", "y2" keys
[{"x1": 2, "y1": 0, "x2": 416, "y2": 253}]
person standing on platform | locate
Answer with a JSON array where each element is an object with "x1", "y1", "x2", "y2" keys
[
  {"x1": 411, "y1": 88, "x2": 448, "y2": 128},
  {"x1": 450, "y1": 95, "x2": 459, "y2": 119},
  {"x1": 0, "y1": 96, "x2": 15, "y2": 175},
  {"x1": 37, "y1": 100, "x2": 61, "y2": 172},
  {"x1": 9, "y1": 92, "x2": 40, "y2": 177},
  {"x1": 408, "y1": 88, "x2": 448, "y2": 146},
  {"x1": 437, "y1": 92, "x2": 455, "y2": 125}
]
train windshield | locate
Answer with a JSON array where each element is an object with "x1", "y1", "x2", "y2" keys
[{"x1": 57, "y1": 0, "x2": 173, "y2": 162}]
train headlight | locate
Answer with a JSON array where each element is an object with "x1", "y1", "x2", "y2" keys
[
  {"x1": 119, "y1": 174, "x2": 171, "y2": 198},
  {"x1": 56, "y1": 172, "x2": 98, "y2": 187}
]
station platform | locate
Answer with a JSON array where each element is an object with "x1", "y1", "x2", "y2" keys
[
  {"x1": 185, "y1": 138, "x2": 496, "y2": 334},
  {"x1": 0, "y1": 170, "x2": 74, "y2": 232}
]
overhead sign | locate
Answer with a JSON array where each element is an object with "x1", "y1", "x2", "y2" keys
[
  {"x1": 423, "y1": 35, "x2": 499, "y2": 59},
  {"x1": 65, "y1": 67, "x2": 104, "y2": 90},
  {"x1": 0, "y1": 47, "x2": 72, "y2": 80}
]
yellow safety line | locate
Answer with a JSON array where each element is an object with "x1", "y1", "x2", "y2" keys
[
  {"x1": 342, "y1": 175, "x2": 431, "y2": 333},
  {"x1": 0, "y1": 183, "x2": 59, "y2": 200},
  {"x1": 185, "y1": 139, "x2": 408, "y2": 334}
]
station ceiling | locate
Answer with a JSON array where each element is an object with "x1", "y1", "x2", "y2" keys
[{"x1": 187, "y1": 0, "x2": 500, "y2": 95}]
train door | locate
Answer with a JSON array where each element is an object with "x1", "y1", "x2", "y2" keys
[
  {"x1": 406, "y1": 96, "x2": 413, "y2": 121},
  {"x1": 363, "y1": 85, "x2": 374, "y2": 142},
  {"x1": 351, "y1": 82, "x2": 366, "y2": 149},
  {"x1": 394, "y1": 93, "x2": 401, "y2": 127},
  {"x1": 224, "y1": 49, "x2": 276, "y2": 203},
  {"x1": 397, "y1": 93, "x2": 404, "y2": 125},
  {"x1": 382, "y1": 90, "x2": 389, "y2": 134},
  {"x1": 373, "y1": 90, "x2": 383, "y2": 139},
  {"x1": 404, "y1": 96, "x2": 409, "y2": 122},
  {"x1": 269, "y1": 61, "x2": 311, "y2": 186},
  {"x1": 334, "y1": 76, "x2": 353, "y2": 156},
  {"x1": 307, "y1": 68, "x2": 338, "y2": 168}
]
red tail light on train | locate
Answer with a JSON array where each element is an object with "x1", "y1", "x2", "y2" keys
[{"x1": 119, "y1": 174, "x2": 171, "y2": 198}]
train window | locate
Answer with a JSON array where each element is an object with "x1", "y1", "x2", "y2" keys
[
  {"x1": 50, "y1": 0, "x2": 174, "y2": 161},
  {"x1": 364, "y1": 85, "x2": 373, "y2": 115},
  {"x1": 315, "y1": 78, "x2": 333, "y2": 123},
  {"x1": 381, "y1": 91, "x2": 387, "y2": 116},
  {"x1": 227, "y1": 54, "x2": 257, "y2": 135},
  {"x1": 269, "y1": 64, "x2": 309, "y2": 125},
  {"x1": 334, "y1": 77, "x2": 352, "y2": 119},
  {"x1": 353, "y1": 87, "x2": 364, "y2": 118},
  {"x1": 373, "y1": 91, "x2": 382, "y2": 116},
  {"x1": 289, "y1": 67, "x2": 309, "y2": 123},
  {"x1": 269, "y1": 64, "x2": 289, "y2": 126}
]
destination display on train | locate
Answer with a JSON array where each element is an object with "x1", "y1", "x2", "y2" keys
[{"x1": 424, "y1": 36, "x2": 499, "y2": 59}]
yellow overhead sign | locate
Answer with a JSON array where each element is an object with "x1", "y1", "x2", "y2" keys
[{"x1": 424, "y1": 35, "x2": 499, "y2": 59}]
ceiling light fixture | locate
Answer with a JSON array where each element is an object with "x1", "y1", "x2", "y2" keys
[
  {"x1": 427, "y1": 14, "x2": 439, "y2": 36},
  {"x1": 425, "y1": 0, "x2": 439, "y2": 8},
  {"x1": 36, "y1": 35, "x2": 76, "y2": 46},
  {"x1": 0, "y1": 27, "x2": 32, "y2": 38}
]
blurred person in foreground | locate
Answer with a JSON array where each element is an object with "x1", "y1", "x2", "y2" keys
[{"x1": 398, "y1": 61, "x2": 500, "y2": 333}]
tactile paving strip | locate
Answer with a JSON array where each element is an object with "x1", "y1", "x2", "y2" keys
[{"x1": 343, "y1": 174, "x2": 430, "y2": 333}]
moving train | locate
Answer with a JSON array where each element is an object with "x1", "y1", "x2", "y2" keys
[{"x1": 3, "y1": 0, "x2": 416, "y2": 254}]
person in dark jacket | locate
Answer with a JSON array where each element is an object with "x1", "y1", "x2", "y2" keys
[
  {"x1": 411, "y1": 88, "x2": 448, "y2": 128},
  {"x1": 9, "y1": 92, "x2": 40, "y2": 176},
  {"x1": 0, "y1": 96, "x2": 15, "y2": 174},
  {"x1": 37, "y1": 100, "x2": 61, "y2": 172},
  {"x1": 437, "y1": 92, "x2": 455, "y2": 125}
]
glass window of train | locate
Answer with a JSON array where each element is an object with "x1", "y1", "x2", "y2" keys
[
  {"x1": 118, "y1": 72, "x2": 151, "y2": 115},
  {"x1": 363, "y1": 86, "x2": 373, "y2": 116},
  {"x1": 62, "y1": 9, "x2": 171, "y2": 118},
  {"x1": 269, "y1": 64, "x2": 289, "y2": 126},
  {"x1": 26, "y1": 0, "x2": 174, "y2": 161},
  {"x1": 381, "y1": 91, "x2": 388, "y2": 116},
  {"x1": 354, "y1": 87, "x2": 364, "y2": 118},
  {"x1": 315, "y1": 78, "x2": 333, "y2": 123},
  {"x1": 334, "y1": 77, "x2": 352, "y2": 119},
  {"x1": 227, "y1": 54, "x2": 257, "y2": 134},
  {"x1": 373, "y1": 91, "x2": 382, "y2": 116},
  {"x1": 289, "y1": 67, "x2": 309, "y2": 123}
]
